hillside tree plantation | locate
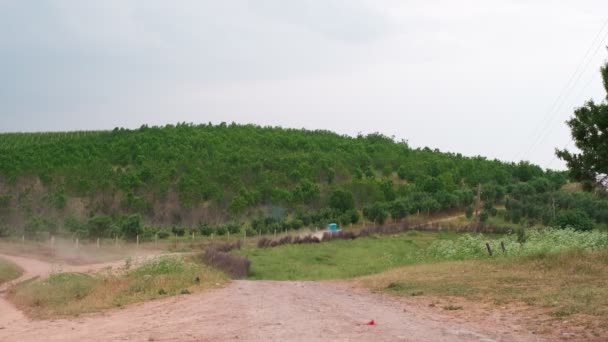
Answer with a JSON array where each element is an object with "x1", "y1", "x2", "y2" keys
[{"x1": 0, "y1": 123, "x2": 604, "y2": 240}]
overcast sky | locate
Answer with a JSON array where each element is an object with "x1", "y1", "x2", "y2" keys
[{"x1": 1, "y1": 1, "x2": 608, "y2": 169}]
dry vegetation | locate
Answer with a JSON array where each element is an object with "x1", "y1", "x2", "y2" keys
[
  {"x1": 0, "y1": 257, "x2": 22, "y2": 284},
  {"x1": 8, "y1": 256, "x2": 227, "y2": 319},
  {"x1": 359, "y1": 249, "x2": 608, "y2": 338}
]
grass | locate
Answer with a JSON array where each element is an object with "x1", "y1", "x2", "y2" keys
[
  {"x1": 8, "y1": 256, "x2": 228, "y2": 319},
  {"x1": 235, "y1": 231, "x2": 469, "y2": 280},
  {"x1": 0, "y1": 257, "x2": 22, "y2": 284},
  {"x1": 360, "y1": 249, "x2": 608, "y2": 330}
]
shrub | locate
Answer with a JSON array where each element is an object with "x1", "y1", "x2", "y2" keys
[
  {"x1": 198, "y1": 223, "x2": 214, "y2": 236},
  {"x1": 554, "y1": 209, "x2": 594, "y2": 231},
  {"x1": 202, "y1": 249, "x2": 250, "y2": 279},
  {"x1": 157, "y1": 230, "x2": 171, "y2": 239},
  {"x1": 225, "y1": 223, "x2": 242, "y2": 235},
  {"x1": 171, "y1": 225, "x2": 186, "y2": 237},
  {"x1": 479, "y1": 211, "x2": 489, "y2": 223},
  {"x1": 215, "y1": 225, "x2": 228, "y2": 236},
  {"x1": 120, "y1": 215, "x2": 143, "y2": 241}
]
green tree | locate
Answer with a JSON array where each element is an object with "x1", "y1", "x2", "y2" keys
[
  {"x1": 329, "y1": 190, "x2": 355, "y2": 212},
  {"x1": 557, "y1": 58, "x2": 608, "y2": 189},
  {"x1": 121, "y1": 214, "x2": 143, "y2": 241}
]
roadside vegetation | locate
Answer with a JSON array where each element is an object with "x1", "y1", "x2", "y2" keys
[
  {"x1": 0, "y1": 257, "x2": 22, "y2": 284},
  {"x1": 8, "y1": 256, "x2": 227, "y2": 319},
  {"x1": 362, "y1": 249, "x2": 608, "y2": 335},
  {"x1": 238, "y1": 231, "x2": 482, "y2": 280}
]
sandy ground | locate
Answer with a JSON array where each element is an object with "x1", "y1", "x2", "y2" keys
[{"x1": 0, "y1": 253, "x2": 551, "y2": 342}]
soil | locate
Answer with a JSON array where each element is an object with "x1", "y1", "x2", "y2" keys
[{"x1": 0, "y1": 253, "x2": 554, "y2": 342}]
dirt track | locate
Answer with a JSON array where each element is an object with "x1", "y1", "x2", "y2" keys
[{"x1": 0, "y1": 253, "x2": 547, "y2": 342}]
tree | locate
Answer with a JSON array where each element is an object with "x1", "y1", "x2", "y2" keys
[
  {"x1": 557, "y1": 58, "x2": 608, "y2": 189},
  {"x1": 329, "y1": 190, "x2": 355, "y2": 212},
  {"x1": 121, "y1": 214, "x2": 143, "y2": 241},
  {"x1": 363, "y1": 203, "x2": 388, "y2": 225}
]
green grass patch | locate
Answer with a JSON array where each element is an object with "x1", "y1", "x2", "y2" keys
[
  {"x1": 235, "y1": 231, "x2": 466, "y2": 280},
  {"x1": 9, "y1": 256, "x2": 227, "y2": 319},
  {"x1": 0, "y1": 257, "x2": 23, "y2": 284}
]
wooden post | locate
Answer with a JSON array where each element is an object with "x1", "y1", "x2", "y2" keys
[
  {"x1": 274, "y1": 229, "x2": 276, "y2": 239},
  {"x1": 22, "y1": 235, "x2": 25, "y2": 243},
  {"x1": 475, "y1": 183, "x2": 482, "y2": 217},
  {"x1": 136, "y1": 235, "x2": 139, "y2": 247},
  {"x1": 244, "y1": 229, "x2": 247, "y2": 245},
  {"x1": 155, "y1": 233, "x2": 158, "y2": 245},
  {"x1": 485, "y1": 242, "x2": 493, "y2": 256},
  {"x1": 76, "y1": 238, "x2": 79, "y2": 249},
  {"x1": 500, "y1": 241, "x2": 506, "y2": 254},
  {"x1": 96, "y1": 238, "x2": 100, "y2": 248},
  {"x1": 50, "y1": 235, "x2": 55, "y2": 247},
  {"x1": 115, "y1": 235, "x2": 118, "y2": 247},
  {"x1": 192, "y1": 232, "x2": 195, "y2": 240}
]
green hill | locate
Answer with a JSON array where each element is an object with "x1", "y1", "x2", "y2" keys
[{"x1": 0, "y1": 123, "x2": 584, "y2": 239}]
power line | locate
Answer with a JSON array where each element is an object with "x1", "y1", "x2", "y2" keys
[
  {"x1": 546, "y1": 71, "x2": 604, "y2": 169},
  {"x1": 515, "y1": 19, "x2": 608, "y2": 162}
]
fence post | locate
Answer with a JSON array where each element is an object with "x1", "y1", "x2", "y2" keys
[
  {"x1": 97, "y1": 238, "x2": 100, "y2": 248},
  {"x1": 485, "y1": 242, "x2": 493, "y2": 256},
  {"x1": 500, "y1": 241, "x2": 506, "y2": 254},
  {"x1": 115, "y1": 235, "x2": 118, "y2": 247},
  {"x1": 244, "y1": 229, "x2": 247, "y2": 246},
  {"x1": 76, "y1": 238, "x2": 79, "y2": 249},
  {"x1": 136, "y1": 235, "x2": 139, "y2": 247},
  {"x1": 274, "y1": 229, "x2": 276, "y2": 239}
]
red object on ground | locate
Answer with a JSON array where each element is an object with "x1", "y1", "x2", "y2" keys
[{"x1": 366, "y1": 320, "x2": 376, "y2": 326}]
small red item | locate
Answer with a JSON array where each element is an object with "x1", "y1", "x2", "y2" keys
[{"x1": 366, "y1": 320, "x2": 375, "y2": 326}]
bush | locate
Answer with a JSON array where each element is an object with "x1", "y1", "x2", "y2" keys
[
  {"x1": 554, "y1": 209, "x2": 594, "y2": 231},
  {"x1": 479, "y1": 211, "x2": 489, "y2": 223},
  {"x1": 202, "y1": 248, "x2": 250, "y2": 279},
  {"x1": 120, "y1": 215, "x2": 143, "y2": 241},
  {"x1": 157, "y1": 230, "x2": 171, "y2": 239},
  {"x1": 198, "y1": 224, "x2": 214, "y2": 236},
  {"x1": 215, "y1": 225, "x2": 228, "y2": 236},
  {"x1": 225, "y1": 223, "x2": 242, "y2": 235},
  {"x1": 171, "y1": 225, "x2": 186, "y2": 237}
]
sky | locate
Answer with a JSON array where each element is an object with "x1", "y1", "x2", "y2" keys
[{"x1": 1, "y1": 1, "x2": 608, "y2": 170}]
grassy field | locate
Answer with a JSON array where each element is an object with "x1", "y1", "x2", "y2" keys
[
  {"x1": 0, "y1": 257, "x2": 22, "y2": 284},
  {"x1": 360, "y1": 249, "x2": 608, "y2": 333},
  {"x1": 235, "y1": 231, "x2": 483, "y2": 280},
  {"x1": 9, "y1": 256, "x2": 227, "y2": 319}
]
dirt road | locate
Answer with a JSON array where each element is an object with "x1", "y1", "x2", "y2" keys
[{"x1": 0, "y1": 254, "x2": 546, "y2": 342}]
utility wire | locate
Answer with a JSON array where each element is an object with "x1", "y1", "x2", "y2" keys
[{"x1": 515, "y1": 19, "x2": 608, "y2": 162}]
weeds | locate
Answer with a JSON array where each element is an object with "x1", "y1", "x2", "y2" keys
[
  {"x1": 8, "y1": 256, "x2": 227, "y2": 319},
  {"x1": 202, "y1": 248, "x2": 250, "y2": 279},
  {"x1": 0, "y1": 258, "x2": 22, "y2": 284}
]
